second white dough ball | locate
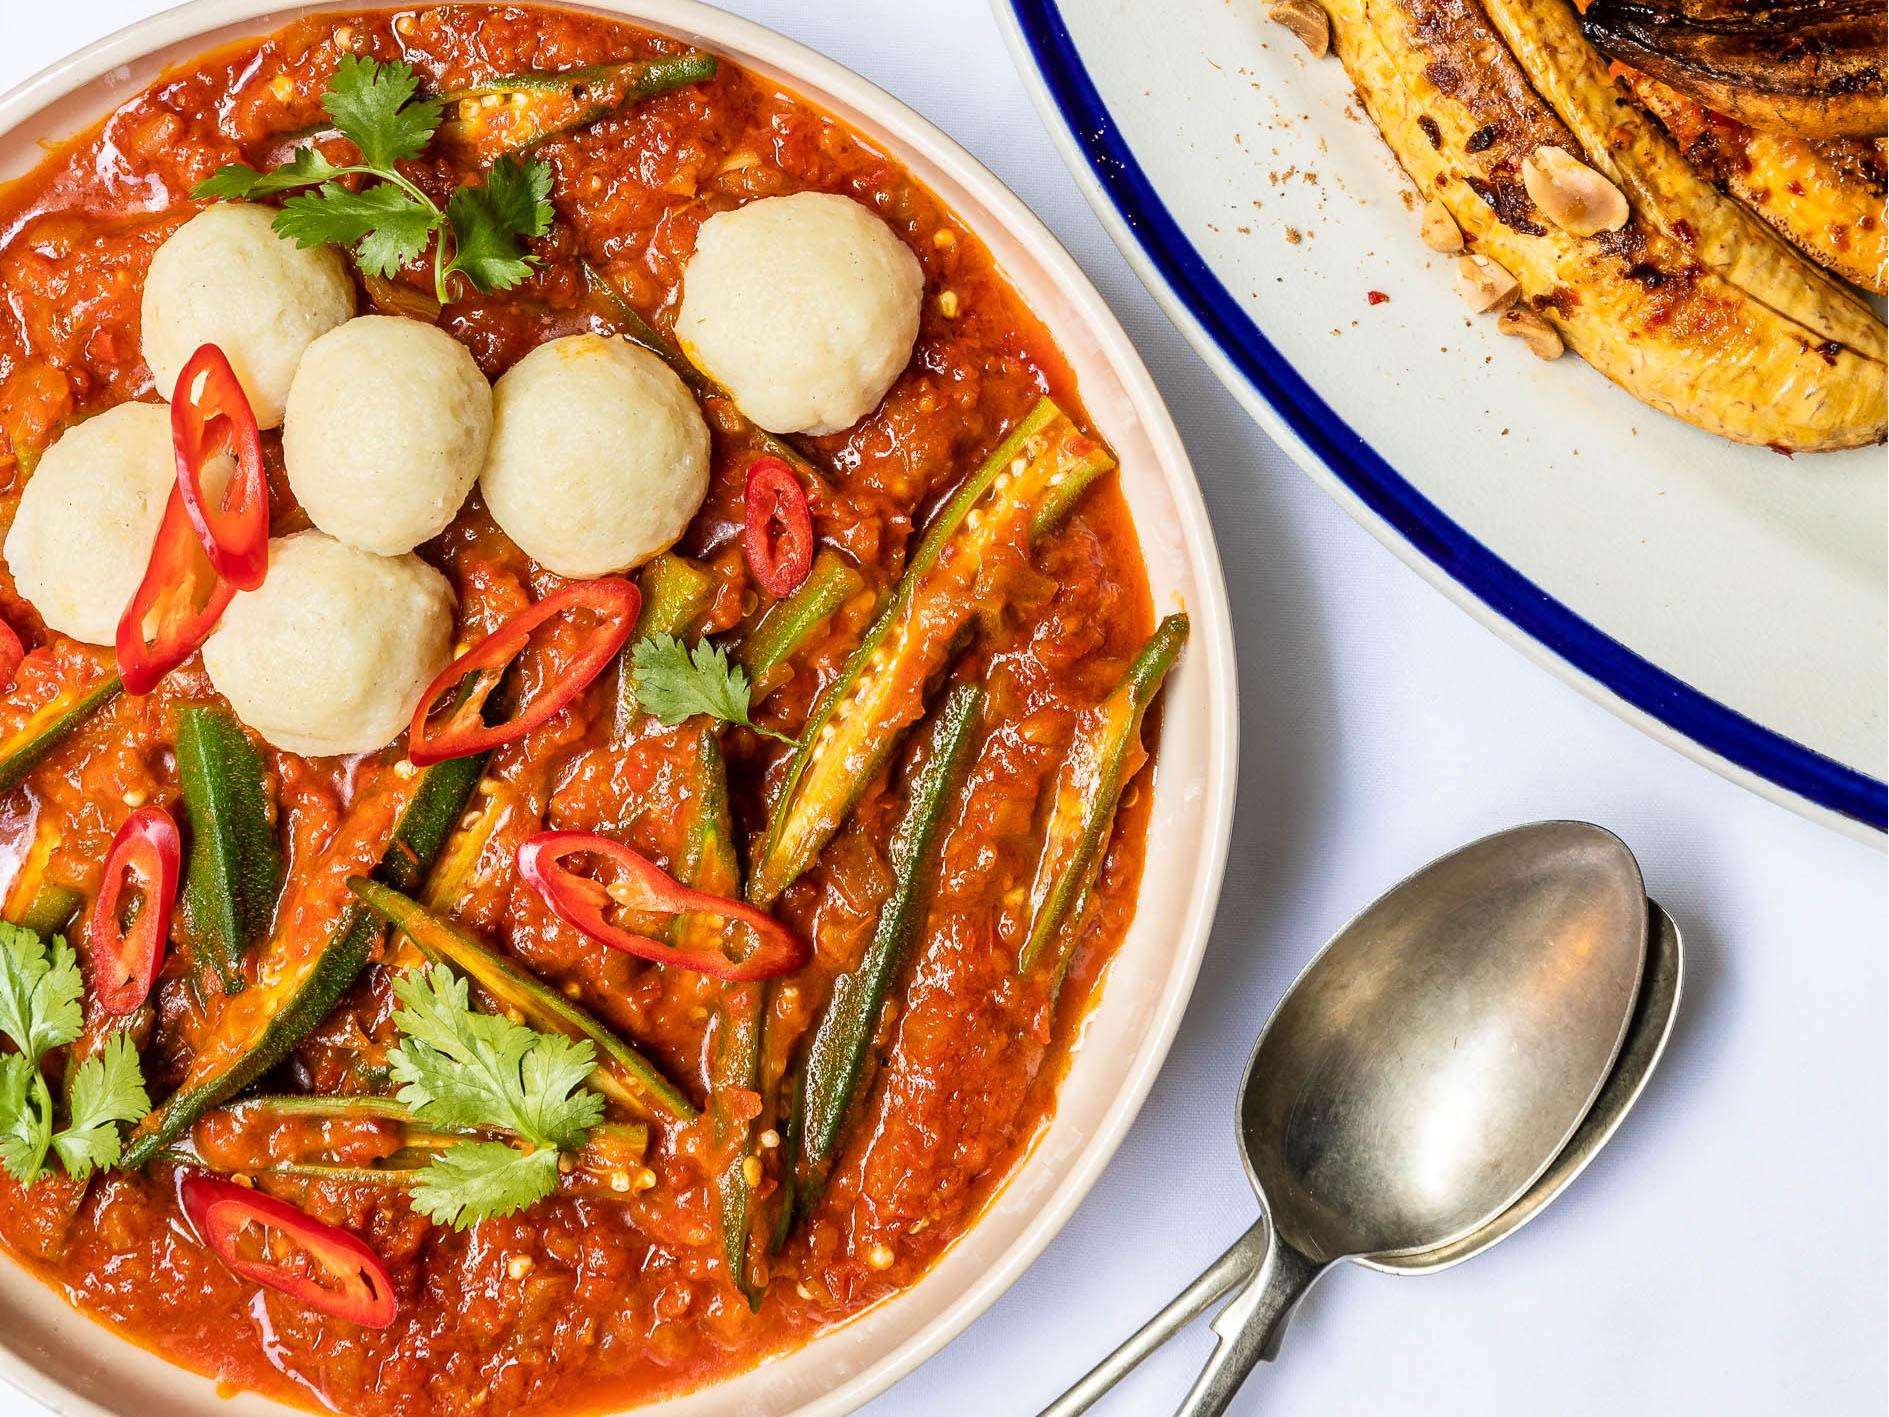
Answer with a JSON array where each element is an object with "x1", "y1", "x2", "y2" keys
[
  {"x1": 675, "y1": 192, "x2": 924, "y2": 436},
  {"x1": 2, "y1": 403, "x2": 173, "y2": 646},
  {"x1": 480, "y1": 335, "x2": 709, "y2": 578},
  {"x1": 140, "y1": 204, "x2": 356, "y2": 428},
  {"x1": 283, "y1": 316, "x2": 492, "y2": 556},
  {"x1": 202, "y1": 531, "x2": 454, "y2": 758}
]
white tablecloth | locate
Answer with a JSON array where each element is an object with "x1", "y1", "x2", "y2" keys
[{"x1": 1, "y1": 4, "x2": 1882, "y2": 1415}]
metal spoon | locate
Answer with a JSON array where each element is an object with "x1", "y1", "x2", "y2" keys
[{"x1": 1042, "y1": 821, "x2": 1677, "y2": 1417}]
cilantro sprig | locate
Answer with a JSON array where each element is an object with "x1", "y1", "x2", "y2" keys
[
  {"x1": 193, "y1": 55, "x2": 554, "y2": 303},
  {"x1": 0, "y1": 924, "x2": 150, "y2": 1187},
  {"x1": 630, "y1": 635, "x2": 796, "y2": 744},
  {"x1": 388, "y1": 964, "x2": 604, "y2": 1229}
]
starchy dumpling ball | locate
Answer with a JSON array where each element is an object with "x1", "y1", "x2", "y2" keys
[
  {"x1": 4, "y1": 403, "x2": 173, "y2": 646},
  {"x1": 141, "y1": 204, "x2": 355, "y2": 427},
  {"x1": 202, "y1": 531, "x2": 453, "y2": 758},
  {"x1": 479, "y1": 335, "x2": 709, "y2": 578},
  {"x1": 283, "y1": 316, "x2": 492, "y2": 556},
  {"x1": 675, "y1": 191, "x2": 924, "y2": 436}
]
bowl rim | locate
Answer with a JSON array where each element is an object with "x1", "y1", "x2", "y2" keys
[{"x1": 0, "y1": 3, "x2": 1240, "y2": 1414}]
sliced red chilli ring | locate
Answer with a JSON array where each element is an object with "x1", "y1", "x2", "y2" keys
[
  {"x1": 90, "y1": 805, "x2": 181, "y2": 1015},
  {"x1": 742, "y1": 457, "x2": 813, "y2": 598},
  {"x1": 407, "y1": 577, "x2": 640, "y2": 766},
  {"x1": 517, "y1": 829, "x2": 810, "y2": 981},
  {"x1": 171, "y1": 343, "x2": 269, "y2": 591},
  {"x1": 179, "y1": 1174, "x2": 398, "y2": 1328},
  {"x1": 116, "y1": 484, "x2": 237, "y2": 696},
  {"x1": 0, "y1": 619, "x2": 22, "y2": 694}
]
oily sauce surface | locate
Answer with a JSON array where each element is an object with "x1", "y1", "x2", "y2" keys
[{"x1": 0, "y1": 7, "x2": 1157, "y2": 1414}]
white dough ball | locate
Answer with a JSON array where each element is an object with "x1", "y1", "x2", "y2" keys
[
  {"x1": 283, "y1": 316, "x2": 492, "y2": 556},
  {"x1": 675, "y1": 191, "x2": 923, "y2": 436},
  {"x1": 480, "y1": 335, "x2": 709, "y2": 578},
  {"x1": 202, "y1": 531, "x2": 453, "y2": 758},
  {"x1": 4, "y1": 403, "x2": 173, "y2": 646},
  {"x1": 141, "y1": 204, "x2": 355, "y2": 428}
]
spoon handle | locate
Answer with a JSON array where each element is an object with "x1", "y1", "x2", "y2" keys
[
  {"x1": 1172, "y1": 1229, "x2": 1324, "y2": 1417},
  {"x1": 1036, "y1": 1222, "x2": 1268, "y2": 1417}
]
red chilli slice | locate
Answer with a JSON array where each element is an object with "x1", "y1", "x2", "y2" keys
[
  {"x1": 0, "y1": 619, "x2": 22, "y2": 694},
  {"x1": 171, "y1": 344, "x2": 269, "y2": 591},
  {"x1": 116, "y1": 483, "x2": 237, "y2": 696},
  {"x1": 180, "y1": 1174, "x2": 398, "y2": 1328},
  {"x1": 90, "y1": 805, "x2": 181, "y2": 1015},
  {"x1": 407, "y1": 577, "x2": 640, "y2": 766},
  {"x1": 517, "y1": 830, "x2": 810, "y2": 981},
  {"x1": 742, "y1": 457, "x2": 813, "y2": 598}
]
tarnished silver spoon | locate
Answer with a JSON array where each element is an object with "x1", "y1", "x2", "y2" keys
[{"x1": 1041, "y1": 821, "x2": 1678, "y2": 1417}]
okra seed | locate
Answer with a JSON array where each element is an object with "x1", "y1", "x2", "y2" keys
[
  {"x1": 633, "y1": 1169, "x2": 658, "y2": 1192},
  {"x1": 759, "y1": 1129, "x2": 780, "y2": 1149},
  {"x1": 507, "y1": 1255, "x2": 534, "y2": 1279},
  {"x1": 270, "y1": 74, "x2": 295, "y2": 102},
  {"x1": 393, "y1": 759, "x2": 417, "y2": 779},
  {"x1": 866, "y1": 1243, "x2": 894, "y2": 1270},
  {"x1": 742, "y1": 1155, "x2": 763, "y2": 1188},
  {"x1": 395, "y1": 14, "x2": 416, "y2": 36},
  {"x1": 122, "y1": 789, "x2": 147, "y2": 807},
  {"x1": 937, "y1": 290, "x2": 960, "y2": 318},
  {"x1": 609, "y1": 1171, "x2": 633, "y2": 1193}
]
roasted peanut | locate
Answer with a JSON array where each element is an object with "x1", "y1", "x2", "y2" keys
[{"x1": 1521, "y1": 146, "x2": 1629, "y2": 237}]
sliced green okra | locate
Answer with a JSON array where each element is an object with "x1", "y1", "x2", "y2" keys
[
  {"x1": 1018, "y1": 614, "x2": 1188, "y2": 981},
  {"x1": 789, "y1": 681, "x2": 983, "y2": 1223},
  {"x1": 748, "y1": 398, "x2": 1112, "y2": 906}
]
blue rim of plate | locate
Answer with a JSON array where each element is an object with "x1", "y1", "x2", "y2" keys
[{"x1": 1007, "y1": 0, "x2": 1886, "y2": 832}]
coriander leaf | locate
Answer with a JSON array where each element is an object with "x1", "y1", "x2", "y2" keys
[
  {"x1": 190, "y1": 146, "x2": 346, "y2": 202},
  {"x1": 630, "y1": 635, "x2": 795, "y2": 744},
  {"x1": 441, "y1": 157, "x2": 553, "y2": 294},
  {"x1": 50, "y1": 1034, "x2": 150, "y2": 1182},
  {"x1": 389, "y1": 964, "x2": 603, "y2": 1151},
  {"x1": 0, "y1": 1054, "x2": 52, "y2": 1185},
  {"x1": 405, "y1": 1140, "x2": 560, "y2": 1231},
  {"x1": 321, "y1": 55, "x2": 441, "y2": 170},
  {"x1": 0, "y1": 925, "x2": 82, "y2": 1061},
  {"x1": 274, "y1": 182, "x2": 439, "y2": 277}
]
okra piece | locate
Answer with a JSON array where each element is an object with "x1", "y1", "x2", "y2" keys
[
  {"x1": 749, "y1": 399, "x2": 1113, "y2": 905},
  {"x1": 671, "y1": 729, "x2": 767, "y2": 1307},
  {"x1": 790, "y1": 683, "x2": 982, "y2": 1220},
  {"x1": 188, "y1": 1094, "x2": 650, "y2": 1195},
  {"x1": 0, "y1": 675, "x2": 122, "y2": 796},
  {"x1": 123, "y1": 754, "x2": 486, "y2": 1169},
  {"x1": 614, "y1": 552, "x2": 717, "y2": 740},
  {"x1": 2, "y1": 818, "x2": 69, "y2": 933},
  {"x1": 735, "y1": 549, "x2": 867, "y2": 700},
  {"x1": 349, "y1": 877, "x2": 698, "y2": 1124},
  {"x1": 1017, "y1": 614, "x2": 1187, "y2": 980},
  {"x1": 438, "y1": 51, "x2": 717, "y2": 161},
  {"x1": 12, "y1": 884, "x2": 81, "y2": 938},
  {"x1": 176, "y1": 705, "x2": 282, "y2": 995}
]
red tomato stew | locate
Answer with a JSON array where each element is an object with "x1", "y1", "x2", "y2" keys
[{"x1": 0, "y1": 7, "x2": 1181, "y2": 1414}]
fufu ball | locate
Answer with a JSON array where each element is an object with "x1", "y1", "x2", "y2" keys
[
  {"x1": 479, "y1": 335, "x2": 709, "y2": 578},
  {"x1": 4, "y1": 402, "x2": 173, "y2": 646},
  {"x1": 141, "y1": 204, "x2": 355, "y2": 427},
  {"x1": 283, "y1": 316, "x2": 492, "y2": 556},
  {"x1": 202, "y1": 531, "x2": 453, "y2": 758},
  {"x1": 675, "y1": 191, "x2": 923, "y2": 436}
]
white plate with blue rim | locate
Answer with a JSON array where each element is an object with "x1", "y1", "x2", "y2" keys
[{"x1": 994, "y1": 0, "x2": 1887, "y2": 843}]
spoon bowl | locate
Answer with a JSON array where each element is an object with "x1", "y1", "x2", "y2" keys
[
  {"x1": 1244, "y1": 820, "x2": 1646, "y2": 1264},
  {"x1": 1041, "y1": 822, "x2": 1674, "y2": 1417}
]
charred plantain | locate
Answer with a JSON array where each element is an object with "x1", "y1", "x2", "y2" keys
[
  {"x1": 1613, "y1": 65, "x2": 1886, "y2": 294},
  {"x1": 1322, "y1": 0, "x2": 1886, "y2": 449},
  {"x1": 1579, "y1": 0, "x2": 1886, "y2": 139}
]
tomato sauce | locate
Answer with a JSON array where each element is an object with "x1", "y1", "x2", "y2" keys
[{"x1": 0, "y1": 7, "x2": 1158, "y2": 1413}]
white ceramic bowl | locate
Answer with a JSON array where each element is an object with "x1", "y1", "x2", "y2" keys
[{"x1": 0, "y1": 4, "x2": 1237, "y2": 1414}]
